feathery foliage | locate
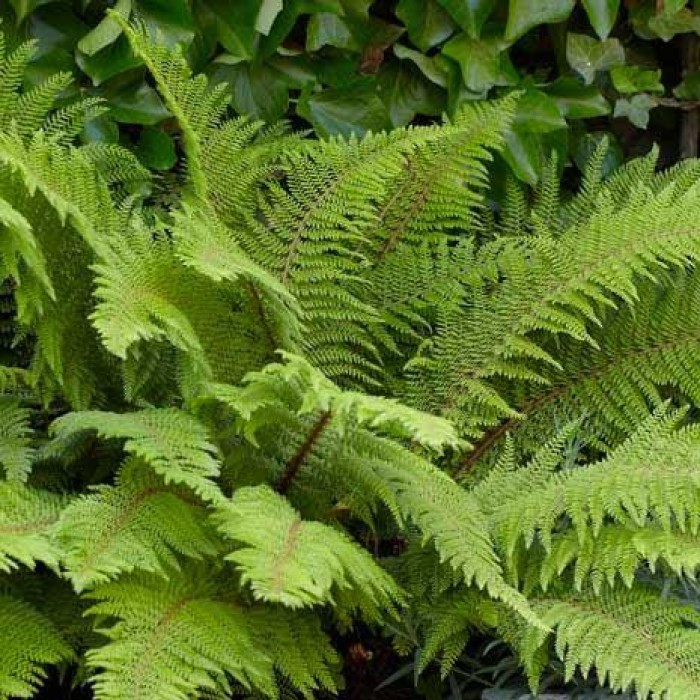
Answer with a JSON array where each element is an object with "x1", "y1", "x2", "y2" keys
[{"x1": 4, "y1": 19, "x2": 700, "y2": 700}]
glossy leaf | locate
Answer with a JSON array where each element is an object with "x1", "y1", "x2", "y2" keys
[
  {"x1": 8, "y1": 0, "x2": 55, "y2": 23},
  {"x1": 102, "y1": 74, "x2": 170, "y2": 125},
  {"x1": 204, "y1": 0, "x2": 261, "y2": 59},
  {"x1": 582, "y1": 0, "x2": 620, "y2": 40},
  {"x1": 307, "y1": 13, "x2": 358, "y2": 51},
  {"x1": 136, "y1": 127, "x2": 177, "y2": 170},
  {"x1": 443, "y1": 34, "x2": 514, "y2": 93},
  {"x1": 378, "y1": 60, "x2": 444, "y2": 126},
  {"x1": 394, "y1": 44, "x2": 449, "y2": 87},
  {"x1": 297, "y1": 85, "x2": 391, "y2": 137},
  {"x1": 546, "y1": 77, "x2": 610, "y2": 119},
  {"x1": 76, "y1": 35, "x2": 141, "y2": 86},
  {"x1": 505, "y1": 0, "x2": 575, "y2": 43},
  {"x1": 214, "y1": 62, "x2": 289, "y2": 122},
  {"x1": 77, "y1": 0, "x2": 131, "y2": 56},
  {"x1": 514, "y1": 89, "x2": 566, "y2": 133},
  {"x1": 256, "y1": 0, "x2": 284, "y2": 35},
  {"x1": 674, "y1": 71, "x2": 700, "y2": 100},
  {"x1": 436, "y1": 0, "x2": 497, "y2": 38},
  {"x1": 611, "y1": 65, "x2": 663, "y2": 95},
  {"x1": 614, "y1": 93, "x2": 657, "y2": 129},
  {"x1": 566, "y1": 33, "x2": 624, "y2": 85},
  {"x1": 396, "y1": 0, "x2": 456, "y2": 51}
]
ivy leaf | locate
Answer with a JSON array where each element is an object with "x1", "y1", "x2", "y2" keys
[
  {"x1": 204, "y1": 0, "x2": 261, "y2": 60},
  {"x1": 545, "y1": 77, "x2": 610, "y2": 119},
  {"x1": 307, "y1": 13, "x2": 358, "y2": 51},
  {"x1": 76, "y1": 35, "x2": 141, "y2": 86},
  {"x1": 256, "y1": 0, "x2": 283, "y2": 35},
  {"x1": 77, "y1": 0, "x2": 131, "y2": 55},
  {"x1": 27, "y1": 5, "x2": 89, "y2": 56},
  {"x1": 394, "y1": 44, "x2": 449, "y2": 87},
  {"x1": 611, "y1": 65, "x2": 663, "y2": 95},
  {"x1": 378, "y1": 60, "x2": 444, "y2": 126},
  {"x1": 213, "y1": 62, "x2": 289, "y2": 123},
  {"x1": 443, "y1": 34, "x2": 515, "y2": 93},
  {"x1": 138, "y1": 0, "x2": 197, "y2": 48},
  {"x1": 102, "y1": 75, "x2": 170, "y2": 125},
  {"x1": 566, "y1": 33, "x2": 624, "y2": 85},
  {"x1": 674, "y1": 71, "x2": 700, "y2": 100},
  {"x1": 81, "y1": 114, "x2": 120, "y2": 145},
  {"x1": 514, "y1": 89, "x2": 566, "y2": 133},
  {"x1": 613, "y1": 93, "x2": 656, "y2": 128},
  {"x1": 647, "y1": 8, "x2": 700, "y2": 42},
  {"x1": 582, "y1": 0, "x2": 620, "y2": 40},
  {"x1": 136, "y1": 127, "x2": 177, "y2": 171},
  {"x1": 435, "y1": 0, "x2": 497, "y2": 38},
  {"x1": 297, "y1": 85, "x2": 392, "y2": 138},
  {"x1": 8, "y1": 0, "x2": 55, "y2": 23},
  {"x1": 259, "y1": 0, "x2": 344, "y2": 57},
  {"x1": 505, "y1": 0, "x2": 575, "y2": 44},
  {"x1": 396, "y1": 0, "x2": 456, "y2": 51}
]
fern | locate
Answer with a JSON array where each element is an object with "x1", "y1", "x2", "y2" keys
[
  {"x1": 0, "y1": 594, "x2": 72, "y2": 700},
  {"x1": 4, "y1": 18, "x2": 700, "y2": 700},
  {"x1": 85, "y1": 570, "x2": 339, "y2": 700},
  {"x1": 54, "y1": 459, "x2": 219, "y2": 591}
]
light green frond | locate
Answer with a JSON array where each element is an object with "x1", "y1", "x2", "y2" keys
[
  {"x1": 55, "y1": 459, "x2": 220, "y2": 591},
  {"x1": 539, "y1": 525, "x2": 700, "y2": 593},
  {"x1": 418, "y1": 588, "x2": 498, "y2": 676},
  {"x1": 118, "y1": 18, "x2": 230, "y2": 199},
  {"x1": 86, "y1": 571, "x2": 339, "y2": 700},
  {"x1": 512, "y1": 587, "x2": 700, "y2": 699},
  {"x1": 0, "y1": 594, "x2": 73, "y2": 700},
  {"x1": 210, "y1": 353, "x2": 461, "y2": 452},
  {"x1": 50, "y1": 408, "x2": 223, "y2": 501},
  {"x1": 489, "y1": 268, "x2": 700, "y2": 457},
  {"x1": 489, "y1": 410, "x2": 699, "y2": 558},
  {"x1": 0, "y1": 482, "x2": 64, "y2": 572},
  {"x1": 214, "y1": 484, "x2": 402, "y2": 615}
]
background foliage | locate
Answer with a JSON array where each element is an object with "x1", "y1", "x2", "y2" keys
[{"x1": 6, "y1": 0, "x2": 700, "y2": 184}]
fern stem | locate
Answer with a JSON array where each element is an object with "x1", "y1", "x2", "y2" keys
[{"x1": 277, "y1": 410, "x2": 332, "y2": 494}]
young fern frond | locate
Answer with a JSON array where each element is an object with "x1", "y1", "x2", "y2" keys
[
  {"x1": 54, "y1": 459, "x2": 219, "y2": 592},
  {"x1": 213, "y1": 484, "x2": 402, "y2": 615},
  {"x1": 85, "y1": 571, "x2": 339, "y2": 700},
  {"x1": 50, "y1": 408, "x2": 223, "y2": 501},
  {"x1": 207, "y1": 353, "x2": 539, "y2": 627}
]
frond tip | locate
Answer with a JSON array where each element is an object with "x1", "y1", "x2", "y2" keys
[{"x1": 214, "y1": 484, "x2": 402, "y2": 616}]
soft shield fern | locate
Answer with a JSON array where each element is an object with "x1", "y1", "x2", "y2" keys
[{"x1": 4, "y1": 18, "x2": 700, "y2": 700}]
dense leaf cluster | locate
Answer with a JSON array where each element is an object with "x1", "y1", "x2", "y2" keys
[
  {"x1": 5, "y1": 16, "x2": 700, "y2": 700},
  {"x1": 5, "y1": 1, "x2": 700, "y2": 185}
]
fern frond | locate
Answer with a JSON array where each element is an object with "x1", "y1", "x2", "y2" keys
[
  {"x1": 86, "y1": 571, "x2": 339, "y2": 700},
  {"x1": 0, "y1": 397, "x2": 34, "y2": 482},
  {"x1": 539, "y1": 525, "x2": 700, "y2": 593},
  {"x1": 207, "y1": 354, "x2": 539, "y2": 627},
  {"x1": 55, "y1": 459, "x2": 220, "y2": 591},
  {"x1": 510, "y1": 586, "x2": 700, "y2": 698},
  {"x1": 0, "y1": 594, "x2": 72, "y2": 699},
  {"x1": 118, "y1": 18, "x2": 230, "y2": 199},
  {"x1": 0, "y1": 482, "x2": 64, "y2": 572},
  {"x1": 50, "y1": 408, "x2": 223, "y2": 501},
  {"x1": 479, "y1": 268, "x2": 700, "y2": 458},
  {"x1": 213, "y1": 484, "x2": 402, "y2": 616}
]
